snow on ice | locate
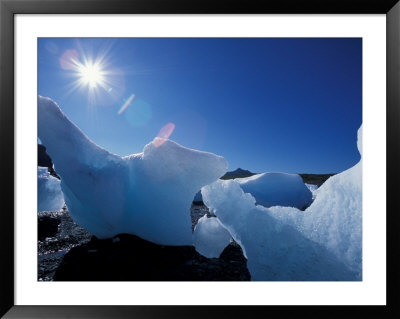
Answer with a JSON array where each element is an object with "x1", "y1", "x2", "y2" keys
[
  {"x1": 38, "y1": 96, "x2": 228, "y2": 245},
  {"x1": 193, "y1": 215, "x2": 232, "y2": 258},
  {"x1": 236, "y1": 172, "x2": 313, "y2": 209},
  {"x1": 202, "y1": 126, "x2": 362, "y2": 280},
  {"x1": 38, "y1": 167, "x2": 64, "y2": 213}
]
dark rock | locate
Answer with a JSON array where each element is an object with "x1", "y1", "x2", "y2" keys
[
  {"x1": 190, "y1": 203, "x2": 215, "y2": 231},
  {"x1": 53, "y1": 233, "x2": 250, "y2": 281},
  {"x1": 38, "y1": 215, "x2": 61, "y2": 240},
  {"x1": 38, "y1": 210, "x2": 92, "y2": 281},
  {"x1": 38, "y1": 144, "x2": 53, "y2": 168},
  {"x1": 38, "y1": 144, "x2": 60, "y2": 179},
  {"x1": 192, "y1": 201, "x2": 204, "y2": 206},
  {"x1": 39, "y1": 204, "x2": 250, "y2": 281}
]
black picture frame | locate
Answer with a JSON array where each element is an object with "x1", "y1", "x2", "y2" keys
[{"x1": 1, "y1": 0, "x2": 399, "y2": 318}]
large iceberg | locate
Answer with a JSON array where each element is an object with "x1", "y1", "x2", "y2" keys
[
  {"x1": 268, "y1": 163, "x2": 362, "y2": 276},
  {"x1": 202, "y1": 126, "x2": 362, "y2": 280},
  {"x1": 202, "y1": 180, "x2": 358, "y2": 280},
  {"x1": 237, "y1": 172, "x2": 313, "y2": 209},
  {"x1": 269, "y1": 126, "x2": 362, "y2": 276},
  {"x1": 38, "y1": 96, "x2": 228, "y2": 245},
  {"x1": 38, "y1": 167, "x2": 64, "y2": 213}
]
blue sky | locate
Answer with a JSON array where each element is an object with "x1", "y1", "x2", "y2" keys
[{"x1": 38, "y1": 38, "x2": 362, "y2": 174}]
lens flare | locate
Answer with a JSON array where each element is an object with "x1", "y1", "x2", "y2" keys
[
  {"x1": 118, "y1": 94, "x2": 135, "y2": 115},
  {"x1": 45, "y1": 41, "x2": 59, "y2": 55},
  {"x1": 154, "y1": 123, "x2": 175, "y2": 147},
  {"x1": 60, "y1": 49, "x2": 79, "y2": 70}
]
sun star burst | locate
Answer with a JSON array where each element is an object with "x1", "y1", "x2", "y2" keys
[{"x1": 78, "y1": 61, "x2": 105, "y2": 88}]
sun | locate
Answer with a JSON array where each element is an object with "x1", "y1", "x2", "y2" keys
[
  {"x1": 59, "y1": 45, "x2": 118, "y2": 104},
  {"x1": 77, "y1": 61, "x2": 105, "y2": 88}
]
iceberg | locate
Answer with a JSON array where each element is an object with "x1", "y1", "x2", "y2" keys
[
  {"x1": 270, "y1": 126, "x2": 362, "y2": 276},
  {"x1": 269, "y1": 163, "x2": 361, "y2": 277},
  {"x1": 38, "y1": 96, "x2": 228, "y2": 245},
  {"x1": 202, "y1": 126, "x2": 362, "y2": 280},
  {"x1": 237, "y1": 172, "x2": 313, "y2": 209},
  {"x1": 38, "y1": 167, "x2": 64, "y2": 213},
  {"x1": 193, "y1": 215, "x2": 232, "y2": 258},
  {"x1": 202, "y1": 180, "x2": 358, "y2": 280}
]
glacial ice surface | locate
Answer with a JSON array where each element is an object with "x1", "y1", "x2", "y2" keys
[
  {"x1": 38, "y1": 96, "x2": 228, "y2": 245},
  {"x1": 193, "y1": 215, "x2": 232, "y2": 258},
  {"x1": 268, "y1": 166, "x2": 362, "y2": 277},
  {"x1": 237, "y1": 172, "x2": 313, "y2": 209},
  {"x1": 270, "y1": 126, "x2": 362, "y2": 276},
  {"x1": 202, "y1": 126, "x2": 362, "y2": 280},
  {"x1": 38, "y1": 167, "x2": 64, "y2": 213}
]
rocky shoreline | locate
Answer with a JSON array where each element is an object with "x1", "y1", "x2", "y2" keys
[
  {"x1": 38, "y1": 204, "x2": 251, "y2": 281},
  {"x1": 38, "y1": 207, "x2": 92, "y2": 281}
]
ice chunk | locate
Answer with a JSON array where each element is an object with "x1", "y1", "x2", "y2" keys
[
  {"x1": 308, "y1": 162, "x2": 361, "y2": 275},
  {"x1": 202, "y1": 180, "x2": 356, "y2": 280},
  {"x1": 305, "y1": 183, "x2": 318, "y2": 200},
  {"x1": 269, "y1": 126, "x2": 362, "y2": 276},
  {"x1": 38, "y1": 96, "x2": 228, "y2": 245},
  {"x1": 237, "y1": 172, "x2": 313, "y2": 209},
  {"x1": 357, "y1": 125, "x2": 362, "y2": 155},
  {"x1": 193, "y1": 215, "x2": 231, "y2": 258},
  {"x1": 305, "y1": 183, "x2": 318, "y2": 192},
  {"x1": 38, "y1": 167, "x2": 64, "y2": 213},
  {"x1": 269, "y1": 162, "x2": 361, "y2": 277},
  {"x1": 202, "y1": 126, "x2": 362, "y2": 280}
]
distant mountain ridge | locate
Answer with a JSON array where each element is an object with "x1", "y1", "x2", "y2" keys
[{"x1": 221, "y1": 168, "x2": 256, "y2": 180}]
